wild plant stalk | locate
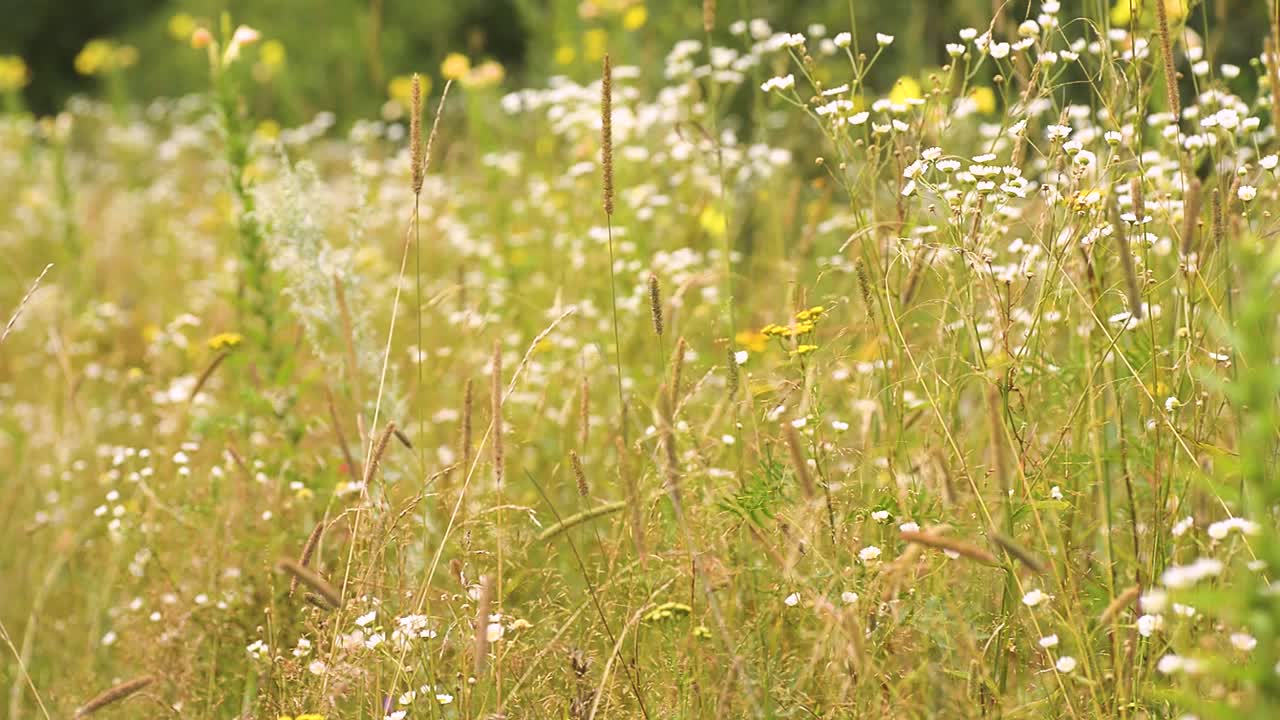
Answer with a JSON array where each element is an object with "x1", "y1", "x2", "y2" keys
[
  {"x1": 0, "y1": 263, "x2": 51, "y2": 346},
  {"x1": 325, "y1": 78, "x2": 451, "y2": 697},
  {"x1": 410, "y1": 71, "x2": 427, "y2": 488},
  {"x1": 578, "y1": 375, "x2": 590, "y2": 449},
  {"x1": 601, "y1": 54, "x2": 628, "y2": 443},
  {"x1": 73, "y1": 675, "x2": 154, "y2": 717},
  {"x1": 289, "y1": 519, "x2": 326, "y2": 597},
  {"x1": 277, "y1": 558, "x2": 342, "y2": 608},
  {"x1": 1154, "y1": 0, "x2": 1180, "y2": 117},
  {"x1": 207, "y1": 20, "x2": 277, "y2": 371},
  {"x1": 525, "y1": 471, "x2": 652, "y2": 719},
  {"x1": 490, "y1": 339, "x2": 505, "y2": 712},
  {"x1": 0, "y1": 618, "x2": 49, "y2": 720}
]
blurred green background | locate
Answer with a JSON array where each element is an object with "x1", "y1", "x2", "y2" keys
[{"x1": 0, "y1": 0, "x2": 1273, "y2": 124}]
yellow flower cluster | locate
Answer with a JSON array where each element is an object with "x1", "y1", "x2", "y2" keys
[
  {"x1": 0, "y1": 56, "x2": 29, "y2": 92},
  {"x1": 278, "y1": 715, "x2": 324, "y2": 720},
  {"x1": 761, "y1": 305, "x2": 827, "y2": 340},
  {"x1": 644, "y1": 601, "x2": 692, "y2": 622},
  {"x1": 440, "y1": 54, "x2": 505, "y2": 89},
  {"x1": 74, "y1": 39, "x2": 138, "y2": 76},
  {"x1": 207, "y1": 332, "x2": 243, "y2": 351},
  {"x1": 1110, "y1": 0, "x2": 1188, "y2": 26}
]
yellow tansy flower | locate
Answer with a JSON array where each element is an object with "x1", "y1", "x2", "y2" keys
[
  {"x1": 260, "y1": 39, "x2": 286, "y2": 68},
  {"x1": 255, "y1": 119, "x2": 280, "y2": 139},
  {"x1": 168, "y1": 13, "x2": 196, "y2": 41},
  {"x1": 699, "y1": 206, "x2": 727, "y2": 236},
  {"x1": 888, "y1": 75, "x2": 923, "y2": 105},
  {"x1": 584, "y1": 29, "x2": 609, "y2": 62},
  {"x1": 441, "y1": 53, "x2": 471, "y2": 81},
  {"x1": 463, "y1": 60, "x2": 505, "y2": 89},
  {"x1": 0, "y1": 56, "x2": 29, "y2": 92},
  {"x1": 622, "y1": 5, "x2": 648, "y2": 30},
  {"x1": 1111, "y1": 0, "x2": 1188, "y2": 26},
  {"x1": 388, "y1": 74, "x2": 414, "y2": 103},
  {"x1": 736, "y1": 329, "x2": 768, "y2": 352},
  {"x1": 208, "y1": 332, "x2": 243, "y2": 351},
  {"x1": 970, "y1": 86, "x2": 996, "y2": 114},
  {"x1": 554, "y1": 45, "x2": 577, "y2": 66}
]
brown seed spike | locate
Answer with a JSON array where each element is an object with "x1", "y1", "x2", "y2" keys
[
  {"x1": 1154, "y1": 0, "x2": 1180, "y2": 118},
  {"x1": 703, "y1": 0, "x2": 716, "y2": 33},
  {"x1": 783, "y1": 423, "x2": 816, "y2": 500},
  {"x1": 473, "y1": 574, "x2": 495, "y2": 675},
  {"x1": 290, "y1": 519, "x2": 327, "y2": 597},
  {"x1": 491, "y1": 341, "x2": 505, "y2": 488},
  {"x1": 725, "y1": 346, "x2": 739, "y2": 398},
  {"x1": 74, "y1": 675, "x2": 155, "y2": 717},
  {"x1": 648, "y1": 273, "x2": 664, "y2": 337},
  {"x1": 601, "y1": 54, "x2": 614, "y2": 216},
  {"x1": 1181, "y1": 176, "x2": 1202, "y2": 258},
  {"x1": 277, "y1": 557, "x2": 343, "y2": 609},
  {"x1": 363, "y1": 421, "x2": 397, "y2": 486},
  {"x1": 578, "y1": 375, "x2": 590, "y2": 448},
  {"x1": 570, "y1": 450, "x2": 588, "y2": 497},
  {"x1": 410, "y1": 73, "x2": 424, "y2": 194},
  {"x1": 461, "y1": 377, "x2": 474, "y2": 477}
]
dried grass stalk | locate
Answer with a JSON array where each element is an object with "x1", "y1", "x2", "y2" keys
[
  {"x1": 899, "y1": 529, "x2": 998, "y2": 566},
  {"x1": 74, "y1": 675, "x2": 155, "y2": 717},
  {"x1": 289, "y1": 520, "x2": 327, "y2": 597},
  {"x1": 277, "y1": 557, "x2": 342, "y2": 609}
]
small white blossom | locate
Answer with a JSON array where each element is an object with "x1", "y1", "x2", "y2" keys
[
  {"x1": 1022, "y1": 589, "x2": 1050, "y2": 607},
  {"x1": 1137, "y1": 614, "x2": 1163, "y2": 637}
]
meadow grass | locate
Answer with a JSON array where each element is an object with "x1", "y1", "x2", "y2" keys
[{"x1": 3, "y1": 1, "x2": 1280, "y2": 718}]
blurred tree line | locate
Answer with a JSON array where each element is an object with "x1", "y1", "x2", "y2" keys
[{"x1": 0, "y1": 0, "x2": 1273, "y2": 123}]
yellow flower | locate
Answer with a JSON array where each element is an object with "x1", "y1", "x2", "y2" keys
[
  {"x1": 554, "y1": 44, "x2": 576, "y2": 66},
  {"x1": 699, "y1": 206, "x2": 727, "y2": 236},
  {"x1": 387, "y1": 74, "x2": 415, "y2": 103},
  {"x1": 441, "y1": 53, "x2": 471, "y2": 81},
  {"x1": 622, "y1": 5, "x2": 648, "y2": 30},
  {"x1": 970, "y1": 86, "x2": 996, "y2": 114},
  {"x1": 0, "y1": 56, "x2": 29, "y2": 92},
  {"x1": 1111, "y1": 0, "x2": 1187, "y2": 26},
  {"x1": 790, "y1": 344, "x2": 818, "y2": 357},
  {"x1": 260, "y1": 39, "x2": 286, "y2": 68},
  {"x1": 463, "y1": 60, "x2": 505, "y2": 89},
  {"x1": 888, "y1": 75, "x2": 922, "y2": 105},
  {"x1": 644, "y1": 601, "x2": 692, "y2": 622},
  {"x1": 74, "y1": 40, "x2": 136, "y2": 75},
  {"x1": 74, "y1": 40, "x2": 114, "y2": 76},
  {"x1": 113, "y1": 45, "x2": 139, "y2": 70},
  {"x1": 255, "y1": 119, "x2": 280, "y2": 139},
  {"x1": 584, "y1": 28, "x2": 609, "y2": 62},
  {"x1": 693, "y1": 624, "x2": 712, "y2": 640},
  {"x1": 736, "y1": 329, "x2": 768, "y2": 352},
  {"x1": 208, "y1": 332, "x2": 243, "y2": 351},
  {"x1": 795, "y1": 305, "x2": 826, "y2": 322},
  {"x1": 168, "y1": 13, "x2": 196, "y2": 41}
]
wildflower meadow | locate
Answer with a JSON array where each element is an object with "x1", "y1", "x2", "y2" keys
[{"x1": 3, "y1": 0, "x2": 1280, "y2": 717}]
